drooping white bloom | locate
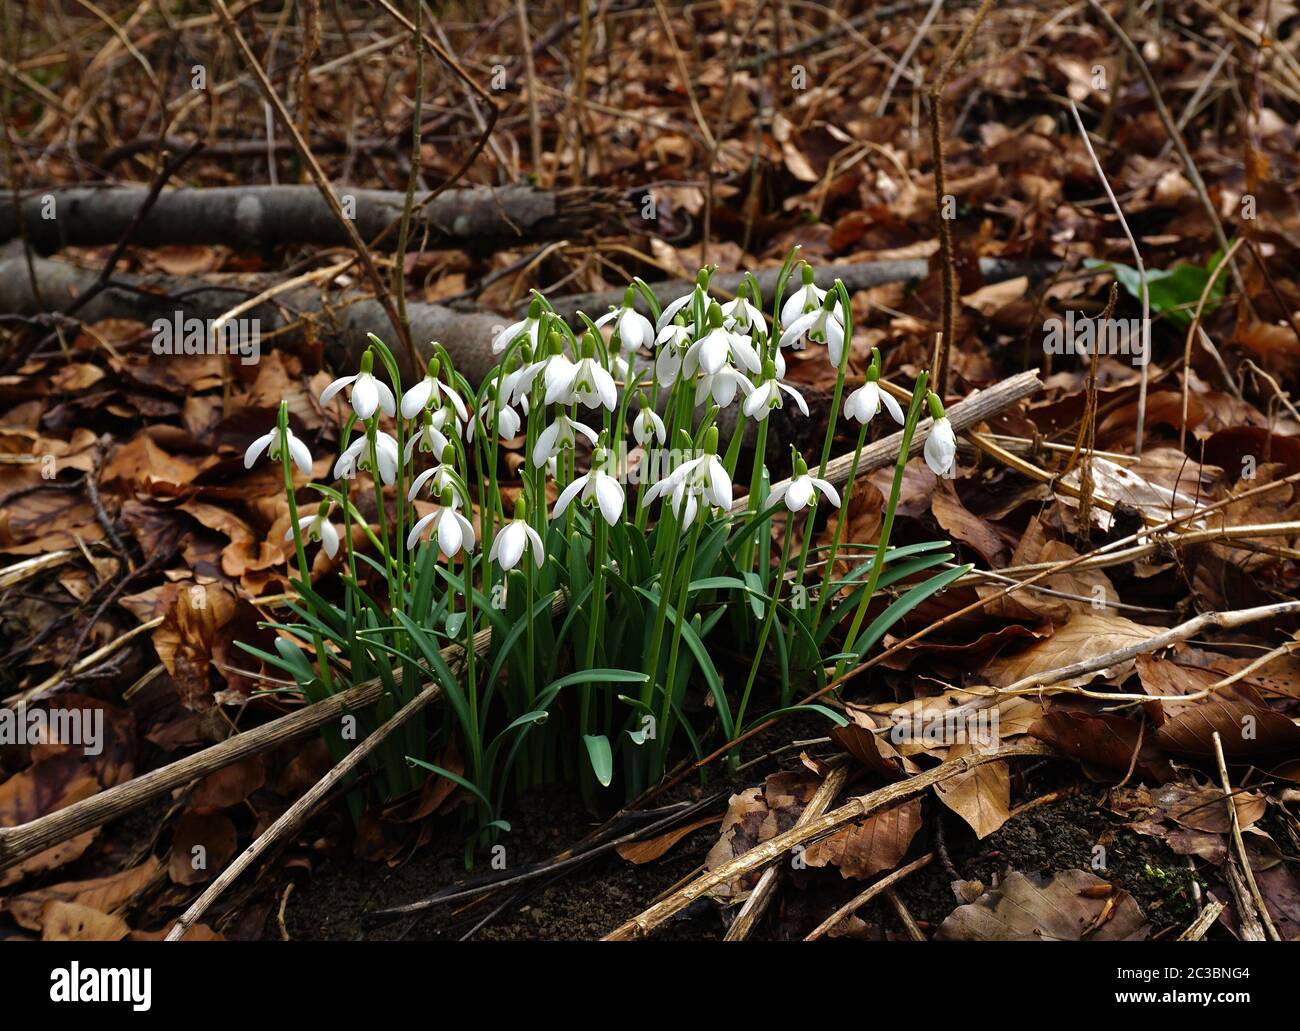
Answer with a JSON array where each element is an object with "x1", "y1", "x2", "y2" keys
[
  {"x1": 769, "y1": 469, "x2": 841, "y2": 512},
  {"x1": 507, "y1": 351, "x2": 575, "y2": 407},
  {"x1": 632, "y1": 405, "x2": 666, "y2": 446},
  {"x1": 721, "y1": 295, "x2": 766, "y2": 336},
  {"x1": 924, "y1": 416, "x2": 957, "y2": 478},
  {"x1": 407, "y1": 461, "x2": 462, "y2": 505},
  {"x1": 655, "y1": 322, "x2": 692, "y2": 386},
  {"x1": 552, "y1": 457, "x2": 626, "y2": 527},
  {"x1": 404, "y1": 405, "x2": 458, "y2": 463},
  {"x1": 779, "y1": 301, "x2": 846, "y2": 367},
  {"x1": 655, "y1": 285, "x2": 709, "y2": 333},
  {"x1": 780, "y1": 274, "x2": 827, "y2": 327},
  {"x1": 645, "y1": 451, "x2": 731, "y2": 511},
  {"x1": 245, "y1": 424, "x2": 313, "y2": 475},
  {"x1": 406, "y1": 500, "x2": 476, "y2": 556},
  {"x1": 545, "y1": 355, "x2": 617, "y2": 410},
  {"x1": 285, "y1": 507, "x2": 341, "y2": 558},
  {"x1": 320, "y1": 361, "x2": 396, "y2": 421},
  {"x1": 666, "y1": 479, "x2": 700, "y2": 530},
  {"x1": 844, "y1": 380, "x2": 905, "y2": 426},
  {"x1": 693, "y1": 366, "x2": 753, "y2": 409},
  {"x1": 490, "y1": 514, "x2": 545, "y2": 571},
  {"x1": 492, "y1": 304, "x2": 544, "y2": 355},
  {"x1": 400, "y1": 365, "x2": 469, "y2": 422},
  {"x1": 686, "y1": 319, "x2": 760, "y2": 376},
  {"x1": 532, "y1": 412, "x2": 598, "y2": 468},
  {"x1": 595, "y1": 299, "x2": 655, "y2": 351},
  {"x1": 466, "y1": 394, "x2": 521, "y2": 443},
  {"x1": 742, "y1": 374, "x2": 808, "y2": 422},
  {"x1": 334, "y1": 431, "x2": 399, "y2": 485}
]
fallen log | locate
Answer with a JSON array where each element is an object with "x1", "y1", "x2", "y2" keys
[
  {"x1": 0, "y1": 249, "x2": 502, "y2": 385},
  {"x1": 0, "y1": 184, "x2": 627, "y2": 254}
]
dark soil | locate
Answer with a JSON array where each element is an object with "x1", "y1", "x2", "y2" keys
[{"x1": 279, "y1": 743, "x2": 1201, "y2": 940}]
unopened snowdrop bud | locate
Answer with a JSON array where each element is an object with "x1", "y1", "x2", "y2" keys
[
  {"x1": 923, "y1": 391, "x2": 957, "y2": 478},
  {"x1": 320, "y1": 348, "x2": 397, "y2": 422}
]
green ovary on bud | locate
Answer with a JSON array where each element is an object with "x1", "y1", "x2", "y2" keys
[
  {"x1": 761, "y1": 357, "x2": 776, "y2": 380},
  {"x1": 702, "y1": 425, "x2": 719, "y2": 455},
  {"x1": 440, "y1": 442, "x2": 456, "y2": 465},
  {"x1": 513, "y1": 496, "x2": 529, "y2": 522},
  {"x1": 793, "y1": 452, "x2": 809, "y2": 477},
  {"x1": 927, "y1": 391, "x2": 946, "y2": 420},
  {"x1": 527, "y1": 295, "x2": 544, "y2": 319},
  {"x1": 800, "y1": 262, "x2": 815, "y2": 286},
  {"x1": 580, "y1": 330, "x2": 597, "y2": 359},
  {"x1": 359, "y1": 349, "x2": 374, "y2": 375},
  {"x1": 314, "y1": 499, "x2": 331, "y2": 521},
  {"x1": 622, "y1": 285, "x2": 636, "y2": 309},
  {"x1": 425, "y1": 355, "x2": 439, "y2": 379},
  {"x1": 547, "y1": 329, "x2": 565, "y2": 357},
  {"x1": 706, "y1": 301, "x2": 724, "y2": 329}
]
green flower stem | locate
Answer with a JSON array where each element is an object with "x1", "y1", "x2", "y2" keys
[
  {"x1": 655, "y1": 512, "x2": 702, "y2": 772},
  {"x1": 808, "y1": 416, "x2": 869, "y2": 640},
  {"x1": 732, "y1": 515, "x2": 794, "y2": 741},
  {"x1": 836, "y1": 371, "x2": 929, "y2": 679},
  {"x1": 277, "y1": 404, "x2": 332, "y2": 696}
]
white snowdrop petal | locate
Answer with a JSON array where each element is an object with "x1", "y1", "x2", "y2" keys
[
  {"x1": 288, "y1": 435, "x2": 314, "y2": 475},
  {"x1": 552, "y1": 475, "x2": 587, "y2": 518},
  {"x1": 319, "y1": 375, "x2": 356, "y2": 407},
  {"x1": 244, "y1": 431, "x2": 274, "y2": 469},
  {"x1": 352, "y1": 375, "x2": 379, "y2": 420},
  {"x1": 319, "y1": 520, "x2": 340, "y2": 558},
  {"x1": 881, "y1": 389, "x2": 906, "y2": 425},
  {"x1": 813, "y1": 478, "x2": 841, "y2": 508},
  {"x1": 594, "y1": 475, "x2": 624, "y2": 526}
]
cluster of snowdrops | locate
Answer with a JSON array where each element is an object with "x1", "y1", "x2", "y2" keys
[{"x1": 242, "y1": 251, "x2": 967, "y2": 836}]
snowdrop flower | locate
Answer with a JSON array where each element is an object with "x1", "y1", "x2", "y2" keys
[
  {"x1": 245, "y1": 422, "x2": 312, "y2": 475},
  {"x1": 492, "y1": 296, "x2": 545, "y2": 354},
  {"x1": 780, "y1": 263, "x2": 827, "y2": 328},
  {"x1": 286, "y1": 502, "x2": 341, "y2": 559},
  {"x1": 779, "y1": 291, "x2": 846, "y2": 367},
  {"x1": 320, "y1": 349, "x2": 396, "y2": 421},
  {"x1": 923, "y1": 392, "x2": 957, "y2": 478},
  {"x1": 404, "y1": 404, "x2": 457, "y2": 463},
  {"x1": 844, "y1": 357, "x2": 905, "y2": 427},
  {"x1": 686, "y1": 303, "x2": 760, "y2": 376},
  {"x1": 721, "y1": 284, "x2": 766, "y2": 336},
  {"x1": 769, "y1": 454, "x2": 840, "y2": 512},
  {"x1": 665, "y1": 479, "x2": 701, "y2": 531},
  {"x1": 466, "y1": 389, "x2": 521, "y2": 443},
  {"x1": 545, "y1": 334, "x2": 617, "y2": 410},
  {"x1": 489, "y1": 499, "x2": 545, "y2": 571},
  {"x1": 334, "y1": 431, "x2": 399, "y2": 485},
  {"x1": 743, "y1": 359, "x2": 808, "y2": 422},
  {"x1": 655, "y1": 272, "x2": 712, "y2": 333},
  {"x1": 645, "y1": 429, "x2": 731, "y2": 511},
  {"x1": 407, "y1": 446, "x2": 464, "y2": 505},
  {"x1": 400, "y1": 355, "x2": 469, "y2": 422},
  {"x1": 694, "y1": 366, "x2": 752, "y2": 409},
  {"x1": 552, "y1": 445, "x2": 626, "y2": 526},
  {"x1": 406, "y1": 490, "x2": 476, "y2": 556},
  {"x1": 655, "y1": 319, "x2": 692, "y2": 386},
  {"x1": 507, "y1": 332, "x2": 575, "y2": 406},
  {"x1": 631, "y1": 397, "x2": 666, "y2": 446},
  {"x1": 532, "y1": 411, "x2": 598, "y2": 469},
  {"x1": 595, "y1": 286, "x2": 655, "y2": 351}
]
